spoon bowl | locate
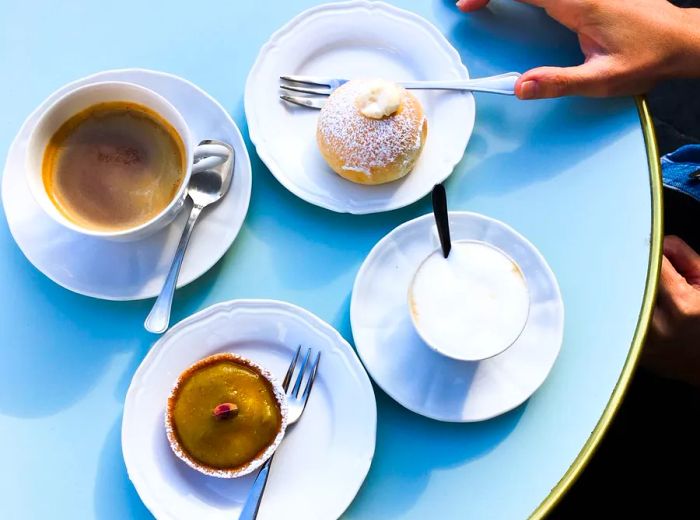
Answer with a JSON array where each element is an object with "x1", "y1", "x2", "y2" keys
[{"x1": 189, "y1": 142, "x2": 234, "y2": 205}]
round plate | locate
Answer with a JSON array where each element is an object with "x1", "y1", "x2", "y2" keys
[
  {"x1": 1, "y1": 68, "x2": 252, "y2": 300},
  {"x1": 244, "y1": 0, "x2": 474, "y2": 214},
  {"x1": 122, "y1": 299, "x2": 377, "y2": 520},
  {"x1": 351, "y1": 212, "x2": 564, "y2": 422}
]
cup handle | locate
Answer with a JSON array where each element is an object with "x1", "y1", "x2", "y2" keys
[{"x1": 192, "y1": 142, "x2": 231, "y2": 174}]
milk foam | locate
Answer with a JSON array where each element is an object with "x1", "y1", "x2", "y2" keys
[{"x1": 409, "y1": 241, "x2": 529, "y2": 360}]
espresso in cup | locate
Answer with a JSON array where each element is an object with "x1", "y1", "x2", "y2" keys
[
  {"x1": 42, "y1": 101, "x2": 186, "y2": 232},
  {"x1": 408, "y1": 240, "x2": 530, "y2": 361}
]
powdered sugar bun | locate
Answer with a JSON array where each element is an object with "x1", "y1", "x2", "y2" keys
[{"x1": 316, "y1": 79, "x2": 427, "y2": 185}]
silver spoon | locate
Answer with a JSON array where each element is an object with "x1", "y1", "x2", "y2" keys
[{"x1": 144, "y1": 139, "x2": 235, "y2": 334}]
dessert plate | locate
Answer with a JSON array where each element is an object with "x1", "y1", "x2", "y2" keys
[
  {"x1": 351, "y1": 212, "x2": 564, "y2": 422},
  {"x1": 1, "y1": 68, "x2": 252, "y2": 300},
  {"x1": 123, "y1": 299, "x2": 377, "y2": 520},
  {"x1": 245, "y1": 0, "x2": 475, "y2": 214}
]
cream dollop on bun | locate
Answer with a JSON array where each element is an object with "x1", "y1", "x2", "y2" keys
[
  {"x1": 355, "y1": 79, "x2": 402, "y2": 119},
  {"x1": 316, "y1": 78, "x2": 427, "y2": 185},
  {"x1": 408, "y1": 241, "x2": 530, "y2": 361}
]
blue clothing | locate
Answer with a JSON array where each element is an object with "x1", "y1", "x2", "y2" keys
[{"x1": 661, "y1": 144, "x2": 700, "y2": 201}]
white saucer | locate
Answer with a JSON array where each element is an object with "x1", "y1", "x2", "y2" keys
[
  {"x1": 1, "y1": 69, "x2": 252, "y2": 300},
  {"x1": 245, "y1": 0, "x2": 474, "y2": 214},
  {"x1": 351, "y1": 212, "x2": 564, "y2": 422},
  {"x1": 122, "y1": 299, "x2": 377, "y2": 520}
]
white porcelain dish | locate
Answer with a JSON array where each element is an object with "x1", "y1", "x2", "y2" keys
[
  {"x1": 245, "y1": 0, "x2": 475, "y2": 214},
  {"x1": 351, "y1": 212, "x2": 564, "y2": 422},
  {"x1": 1, "y1": 68, "x2": 252, "y2": 300},
  {"x1": 122, "y1": 299, "x2": 377, "y2": 520}
]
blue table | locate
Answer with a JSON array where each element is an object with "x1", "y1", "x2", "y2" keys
[{"x1": 0, "y1": 1, "x2": 661, "y2": 518}]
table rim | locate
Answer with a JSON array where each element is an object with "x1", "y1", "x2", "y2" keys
[{"x1": 529, "y1": 96, "x2": 663, "y2": 519}]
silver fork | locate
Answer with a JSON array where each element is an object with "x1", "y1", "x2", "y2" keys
[
  {"x1": 279, "y1": 72, "x2": 521, "y2": 109},
  {"x1": 239, "y1": 346, "x2": 321, "y2": 520}
]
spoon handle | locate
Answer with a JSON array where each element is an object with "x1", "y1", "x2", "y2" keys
[
  {"x1": 432, "y1": 184, "x2": 451, "y2": 258},
  {"x1": 144, "y1": 203, "x2": 203, "y2": 334}
]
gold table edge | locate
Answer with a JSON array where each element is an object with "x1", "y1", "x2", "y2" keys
[{"x1": 529, "y1": 96, "x2": 664, "y2": 519}]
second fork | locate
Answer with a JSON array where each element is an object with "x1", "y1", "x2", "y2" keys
[{"x1": 239, "y1": 346, "x2": 321, "y2": 520}]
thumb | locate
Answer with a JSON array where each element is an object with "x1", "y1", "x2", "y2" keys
[
  {"x1": 664, "y1": 235, "x2": 700, "y2": 286},
  {"x1": 516, "y1": 61, "x2": 610, "y2": 99}
]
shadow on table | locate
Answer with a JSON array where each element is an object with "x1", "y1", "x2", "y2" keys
[
  {"x1": 332, "y1": 291, "x2": 354, "y2": 345},
  {"x1": 334, "y1": 287, "x2": 524, "y2": 518},
  {"x1": 431, "y1": 0, "x2": 581, "y2": 76},
  {"x1": 348, "y1": 389, "x2": 526, "y2": 517},
  {"x1": 449, "y1": 96, "x2": 635, "y2": 200},
  {"x1": 0, "y1": 210, "x2": 227, "y2": 418},
  {"x1": 424, "y1": 0, "x2": 637, "y2": 205},
  {"x1": 94, "y1": 416, "x2": 153, "y2": 520},
  {"x1": 235, "y1": 101, "x2": 433, "y2": 294}
]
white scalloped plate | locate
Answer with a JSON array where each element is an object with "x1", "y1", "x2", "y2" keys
[
  {"x1": 244, "y1": 0, "x2": 474, "y2": 214},
  {"x1": 1, "y1": 69, "x2": 252, "y2": 300},
  {"x1": 351, "y1": 212, "x2": 564, "y2": 422},
  {"x1": 122, "y1": 299, "x2": 377, "y2": 520}
]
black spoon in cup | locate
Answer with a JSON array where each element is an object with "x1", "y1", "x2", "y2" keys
[{"x1": 432, "y1": 183, "x2": 451, "y2": 258}]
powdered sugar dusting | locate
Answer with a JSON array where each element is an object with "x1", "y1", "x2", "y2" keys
[{"x1": 317, "y1": 80, "x2": 424, "y2": 176}]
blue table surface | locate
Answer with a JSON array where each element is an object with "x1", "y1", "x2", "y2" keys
[{"x1": 0, "y1": 1, "x2": 655, "y2": 519}]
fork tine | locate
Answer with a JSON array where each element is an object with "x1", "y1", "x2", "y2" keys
[
  {"x1": 282, "y1": 346, "x2": 301, "y2": 391},
  {"x1": 279, "y1": 83, "x2": 331, "y2": 96},
  {"x1": 280, "y1": 75, "x2": 331, "y2": 87},
  {"x1": 279, "y1": 94, "x2": 325, "y2": 109},
  {"x1": 291, "y1": 348, "x2": 311, "y2": 398},
  {"x1": 300, "y1": 351, "x2": 321, "y2": 407}
]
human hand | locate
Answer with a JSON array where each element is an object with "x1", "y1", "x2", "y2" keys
[
  {"x1": 644, "y1": 236, "x2": 700, "y2": 387},
  {"x1": 456, "y1": 0, "x2": 700, "y2": 99}
]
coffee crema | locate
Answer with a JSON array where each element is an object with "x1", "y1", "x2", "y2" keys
[{"x1": 42, "y1": 101, "x2": 186, "y2": 232}]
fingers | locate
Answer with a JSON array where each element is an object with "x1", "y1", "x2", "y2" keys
[
  {"x1": 657, "y1": 256, "x2": 688, "y2": 302},
  {"x1": 648, "y1": 303, "x2": 673, "y2": 345},
  {"x1": 657, "y1": 255, "x2": 700, "y2": 321},
  {"x1": 515, "y1": 60, "x2": 614, "y2": 99},
  {"x1": 649, "y1": 258, "x2": 687, "y2": 348},
  {"x1": 456, "y1": 0, "x2": 547, "y2": 12},
  {"x1": 456, "y1": 0, "x2": 490, "y2": 12},
  {"x1": 664, "y1": 235, "x2": 700, "y2": 284}
]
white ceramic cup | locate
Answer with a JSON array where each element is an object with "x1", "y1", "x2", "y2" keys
[
  {"x1": 26, "y1": 81, "x2": 210, "y2": 241},
  {"x1": 407, "y1": 235, "x2": 531, "y2": 362}
]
